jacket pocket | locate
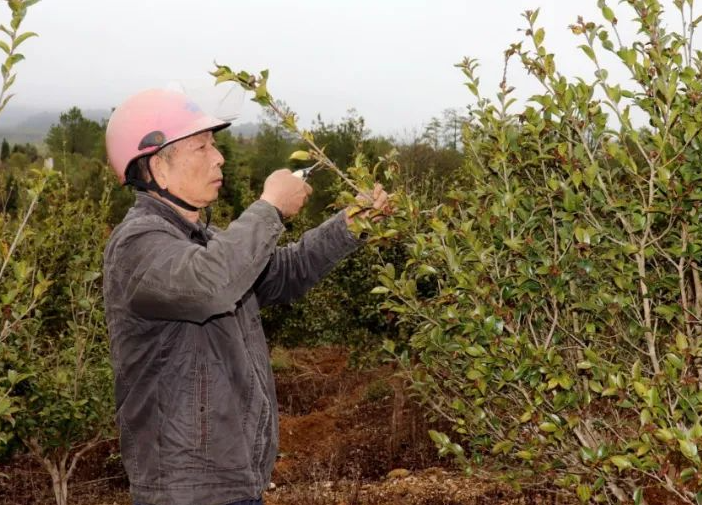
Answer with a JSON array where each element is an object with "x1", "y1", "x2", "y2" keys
[
  {"x1": 160, "y1": 358, "x2": 250, "y2": 472},
  {"x1": 208, "y1": 360, "x2": 252, "y2": 470}
]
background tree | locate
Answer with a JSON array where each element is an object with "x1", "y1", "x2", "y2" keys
[
  {"x1": 12, "y1": 176, "x2": 114, "y2": 505},
  {"x1": 1, "y1": 138, "x2": 9, "y2": 162},
  {"x1": 440, "y1": 107, "x2": 468, "y2": 151},
  {"x1": 11, "y1": 141, "x2": 37, "y2": 160},
  {"x1": 45, "y1": 107, "x2": 104, "y2": 160}
]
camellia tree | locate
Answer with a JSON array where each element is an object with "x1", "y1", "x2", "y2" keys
[
  {"x1": 0, "y1": 0, "x2": 38, "y2": 114},
  {"x1": 9, "y1": 177, "x2": 115, "y2": 505},
  {"x1": 380, "y1": 1, "x2": 702, "y2": 503},
  {"x1": 1, "y1": 3, "x2": 114, "y2": 505},
  {"x1": 214, "y1": 0, "x2": 702, "y2": 503},
  {"x1": 0, "y1": 0, "x2": 42, "y2": 447}
]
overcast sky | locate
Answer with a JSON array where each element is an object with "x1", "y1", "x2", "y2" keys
[{"x1": 0, "y1": 1, "x2": 687, "y2": 135}]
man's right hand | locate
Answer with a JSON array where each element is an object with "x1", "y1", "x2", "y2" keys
[{"x1": 260, "y1": 168, "x2": 313, "y2": 218}]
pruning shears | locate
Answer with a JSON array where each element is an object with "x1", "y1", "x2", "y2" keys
[{"x1": 292, "y1": 161, "x2": 323, "y2": 181}]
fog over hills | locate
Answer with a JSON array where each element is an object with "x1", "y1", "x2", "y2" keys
[
  {"x1": 0, "y1": 107, "x2": 261, "y2": 145},
  {"x1": 0, "y1": 107, "x2": 111, "y2": 144}
]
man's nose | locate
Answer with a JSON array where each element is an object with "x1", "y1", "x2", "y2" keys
[{"x1": 213, "y1": 146, "x2": 225, "y2": 167}]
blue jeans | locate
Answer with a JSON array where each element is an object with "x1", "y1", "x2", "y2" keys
[{"x1": 135, "y1": 500, "x2": 263, "y2": 505}]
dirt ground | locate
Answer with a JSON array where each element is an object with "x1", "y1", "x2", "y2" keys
[{"x1": 1, "y1": 347, "x2": 575, "y2": 505}]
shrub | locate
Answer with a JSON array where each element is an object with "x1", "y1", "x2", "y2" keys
[
  {"x1": 1, "y1": 168, "x2": 115, "y2": 505},
  {"x1": 378, "y1": 1, "x2": 702, "y2": 503}
]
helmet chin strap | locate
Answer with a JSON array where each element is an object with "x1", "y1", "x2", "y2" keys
[{"x1": 128, "y1": 167, "x2": 212, "y2": 228}]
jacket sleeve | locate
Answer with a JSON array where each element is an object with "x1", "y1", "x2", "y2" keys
[
  {"x1": 254, "y1": 210, "x2": 362, "y2": 308},
  {"x1": 119, "y1": 200, "x2": 284, "y2": 323}
]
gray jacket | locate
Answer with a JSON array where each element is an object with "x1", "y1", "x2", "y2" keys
[{"x1": 103, "y1": 193, "x2": 360, "y2": 505}]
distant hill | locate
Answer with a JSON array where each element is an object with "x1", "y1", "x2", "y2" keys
[
  {"x1": 0, "y1": 108, "x2": 111, "y2": 145},
  {"x1": 228, "y1": 122, "x2": 260, "y2": 138},
  {"x1": 0, "y1": 108, "x2": 260, "y2": 145}
]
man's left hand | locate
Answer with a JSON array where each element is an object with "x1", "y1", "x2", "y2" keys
[{"x1": 345, "y1": 183, "x2": 392, "y2": 226}]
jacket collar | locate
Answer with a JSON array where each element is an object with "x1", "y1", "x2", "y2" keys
[{"x1": 134, "y1": 192, "x2": 211, "y2": 246}]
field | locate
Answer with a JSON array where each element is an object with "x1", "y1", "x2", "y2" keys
[{"x1": 1, "y1": 347, "x2": 579, "y2": 505}]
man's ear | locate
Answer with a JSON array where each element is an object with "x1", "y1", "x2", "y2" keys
[{"x1": 149, "y1": 154, "x2": 169, "y2": 189}]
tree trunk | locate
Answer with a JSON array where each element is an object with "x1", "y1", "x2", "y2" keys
[
  {"x1": 46, "y1": 459, "x2": 68, "y2": 505},
  {"x1": 24, "y1": 435, "x2": 103, "y2": 505},
  {"x1": 637, "y1": 250, "x2": 660, "y2": 375}
]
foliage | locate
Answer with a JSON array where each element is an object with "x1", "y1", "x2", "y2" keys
[
  {"x1": 1, "y1": 167, "x2": 115, "y2": 505},
  {"x1": 203, "y1": 77, "x2": 407, "y2": 351},
  {"x1": 0, "y1": 165, "x2": 52, "y2": 449},
  {"x1": 395, "y1": 136, "x2": 463, "y2": 201},
  {"x1": 261, "y1": 211, "x2": 402, "y2": 351},
  {"x1": 1, "y1": 137, "x2": 9, "y2": 161},
  {"x1": 45, "y1": 106, "x2": 106, "y2": 161},
  {"x1": 213, "y1": 129, "x2": 256, "y2": 218},
  {"x1": 422, "y1": 108, "x2": 469, "y2": 151},
  {"x1": 0, "y1": 0, "x2": 44, "y2": 465},
  {"x1": 0, "y1": 5, "x2": 113, "y2": 501},
  {"x1": 0, "y1": 0, "x2": 39, "y2": 114},
  {"x1": 377, "y1": 1, "x2": 702, "y2": 503}
]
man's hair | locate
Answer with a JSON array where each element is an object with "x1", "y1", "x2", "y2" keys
[{"x1": 128, "y1": 143, "x2": 176, "y2": 185}]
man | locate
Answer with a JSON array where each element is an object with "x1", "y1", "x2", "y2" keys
[{"x1": 103, "y1": 88, "x2": 388, "y2": 505}]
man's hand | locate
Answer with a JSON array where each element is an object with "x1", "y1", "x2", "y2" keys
[
  {"x1": 261, "y1": 168, "x2": 313, "y2": 218},
  {"x1": 345, "y1": 183, "x2": 392, "y2": 226}
]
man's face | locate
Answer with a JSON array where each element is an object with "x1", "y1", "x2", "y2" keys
[{"x1": 153, "y1": 131, "x2": 225, "y2": 208}]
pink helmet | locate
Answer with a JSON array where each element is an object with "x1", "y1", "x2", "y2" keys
[{"x1": 106, "y1": 88, "x2": 230, "y2": 183}]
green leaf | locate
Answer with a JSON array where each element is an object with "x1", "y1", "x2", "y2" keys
[
  {"x1": 466, "y1": 369, "x2": 483, "y2": 380},
  {"x1": 289, "y1": 150, "x2": 310, "y2": 161},
  {"x1": 679, "y1": 439, "x2": 699, "y2": 461},
  {"x1": 680, "y1": 467, "x2": 697, "y2": 482},
  {"x1": 610, "y1": 455, "x2": 632, "y2": 471},
  {"x1": 539, "y1": 422, "x2": 557, "y2": 433},
  {"x1": 577, "y1": 484, "x2": 592, "y2": 502},
  {"x1": 382, "y1": 339, "x2": 395, "y2": 354},
  {"x1": 13, "y1": 31, "x2": 37, "y2": 48},
  {"x1": 428, "y1": 430, "x2": 449, "y2": 446},
  {"x1": 654, "y1": 304, "x2": 679, "y2": 322},
  {"x1": 633, "y1": 381, "x2": 647, "y2": 398},
  {"x1": 466, "y1": 346, "x2": 483, "y2": 357},
  {"x1": 0, "y1": 40, "x2": 9, "y2": 55},
  {"x1": 631, "y1": 360, "x2": 641, "y2": 380},
  {"x1": 584, "y1": 163, "x2": 599, "y2": 187},
  {"x1": 6, "y1": 53, "x2": 24, "y2": 67},
  {"x1": 491, "y1": 440, "x2": 514, "y2": 455},
  {"x1": 654, "y1": 428, "x2": 674, "y2": 442},
  {"x1": 416, "y1": 264, "x2": 437, "y2": 277},
  {"x1": 558, "y1": 374, "x2": 574, "y2": 389},
  {"x1": 534, "y1": 28, "x2": 545, "y2": 46},
  {"x1": 0, "y1": 398, "x2": 11, "y2": 417},
  {"x1": 82, "y1": 271, "x2": 101, "y2": 283},
  {"x1": 616, "y1": 48, "x2": 636, "y2": 67},
  {"x1": 574, "y1": 227, "x2": 591, "y2": 245},
  {"x1": 676, "y1": 332, "x2": 689, "y2": 351},
  {"x1": 370, "y1": 286, "x2": 390, "y2": 295},
  {"x1": 515, "y1": 450, "x2": 533, "y2": 460},
  {"x1": 657, "y1": 166, "x2": 670, "y2": 185},
  {"x1": 602, "y1": 6, "x2": 615, "y2": 22},
  {"x1": 580, "y1": 44, "x2": 597, "y2": 63},
  {"x1": 572, "y1": 170, "x2": 582, "y2": 188}
]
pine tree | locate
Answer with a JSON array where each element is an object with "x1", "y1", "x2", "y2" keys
[{"x1": 0, "y1": 138, "x2": 9, "y2": 162}]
